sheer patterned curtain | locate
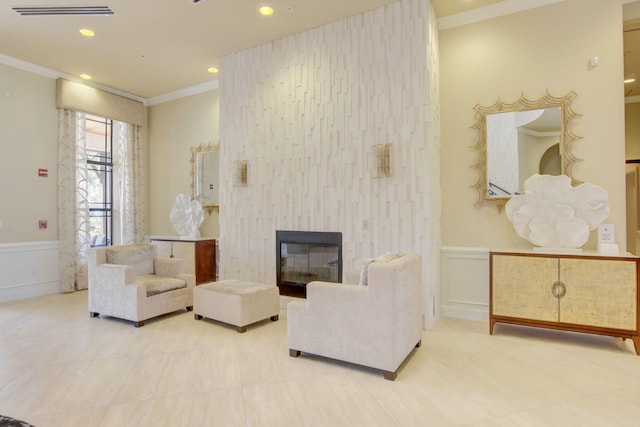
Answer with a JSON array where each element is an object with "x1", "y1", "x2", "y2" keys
[
  {"x1": 58, "y1": 110, "x2": 90, "y2": 292},
  {"x1": 113, "y1": 120, "x2": 145, "y2": 245},
  {"x1": 58, "y1": 112, "x2": 145, "y2": 292}
]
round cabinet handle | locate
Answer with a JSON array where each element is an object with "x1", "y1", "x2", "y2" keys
[{"x1": 552, "y1": 281, "x2": 567, "y2": 298}]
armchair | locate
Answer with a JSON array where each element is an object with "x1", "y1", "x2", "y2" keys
[
  {"x1": 88, "y1": 243, "x2": 195, "y2": 327},
  {"x1": 287, "y1": 253, "x2": 423, "y2": 380}
]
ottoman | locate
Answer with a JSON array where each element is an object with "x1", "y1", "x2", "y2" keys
[{"x1": 193, "y1": 279, "x2": 280, "y2": 332}]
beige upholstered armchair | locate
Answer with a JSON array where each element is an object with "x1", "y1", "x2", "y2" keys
[
  {"x1": 287, "y1": 253, "x2": 423, "y2": 380},
  {"x1": 88, "y1": 243, "x2": 195, "y2": 327}
]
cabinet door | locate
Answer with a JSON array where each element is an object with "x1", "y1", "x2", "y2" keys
[
  {"x1": 172, "y1": 242, "x2": 196, "y2": 275},
  {"x1": 492, "y1": 255, "x2": 558, "y2": 321},
  {"x1": 560, "y1": 258, "x2": 637, "y2": 330}
]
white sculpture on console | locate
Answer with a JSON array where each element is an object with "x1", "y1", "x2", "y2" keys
[
  {"x1": 170, "y1": 193, "x2": 204, "y2": 238},
  {"x1": 505, "y1": 174, "x2": 609, "y2": 249}
]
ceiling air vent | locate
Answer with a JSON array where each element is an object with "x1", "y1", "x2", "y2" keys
[{"x1": 11, "y1": 5, "x2": 115, "y2": 16}]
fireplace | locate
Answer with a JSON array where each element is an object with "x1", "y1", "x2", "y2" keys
[{"x1": 276, "y1": 230, "x2": 342, "y2": 298}]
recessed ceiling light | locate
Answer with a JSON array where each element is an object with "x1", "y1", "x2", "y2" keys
[
  {"x1": 624, "y1": 78, "x2": 637, "y2": 84},
  {"x1": 259, "y1": 6, "x2": 274, "y2": 16},
  {"x1": 80, "y1": 74, "x2": 92, "y2": 80},
  {"x1": 208, "y1": 67, "x2": 219, "y2": 74},
  {"x1": 79, "y1": 28, "x2": 95, "y2": 37}
]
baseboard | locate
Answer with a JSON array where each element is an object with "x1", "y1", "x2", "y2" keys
[
  {"x1": 441, "y1": 304, "x2": 489, "y2": 322},
  {"x1": 0, "y1": 281, "x2": 60, "y2": 303}
]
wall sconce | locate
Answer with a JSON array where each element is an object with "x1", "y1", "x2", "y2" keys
[
  {"x1": 372, "y1": 143, "x2": 392, "y2": 178},
  {"x1": 234, "y1": 160, "x2": 249, "y2": 186}
]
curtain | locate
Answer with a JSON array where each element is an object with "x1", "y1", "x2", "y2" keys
[
  {"x1": 58, "y1": 112, "x2": 145, "y2": 292},
  {"x1": 113, "y1": 121, "x2": 145, "y2": 245},
  {"x1": 58, "y1": 110, "x2": 90, "y2": 292}
]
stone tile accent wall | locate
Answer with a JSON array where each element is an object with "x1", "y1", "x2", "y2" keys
[{"x1": 219, "y1": 0, "x2": 441, "y2": 328}]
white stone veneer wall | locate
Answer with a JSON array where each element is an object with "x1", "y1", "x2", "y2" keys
[{"x1": 219, "y1": 0, "x2": 441, "y2": 328}]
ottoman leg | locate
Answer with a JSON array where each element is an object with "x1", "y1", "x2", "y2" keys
[
  {"x1": 237, "y1": 326, "x2": 247, "y2": 333},
  {"x1": 270, "y1": 314, "x2": 279, "y2": 321},
  {"x1": 194, "y1": 314, "x2": 203, "y2": 320}
]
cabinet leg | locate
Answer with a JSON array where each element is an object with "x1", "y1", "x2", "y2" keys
[
  {"x1": 632, "y1": 336, "x2": 640, "y2": 355},
  {"x1": 489, "y1": 318, "x2": 496, "y2": 335}
]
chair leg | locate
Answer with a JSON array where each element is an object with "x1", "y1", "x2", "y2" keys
[
  {"x1": 289, "y1": 349, "x2": 301, "y2": 357},
  {"x1": 134, "y1": 321, "x2": 144, "y2": 328},
  {"x1": 89, "y1": 312, "x2": 100, "y2": 318},
  {"x1": 383, "y1": 370, "x2": 397, "y2": 381},
  {"x1": 270, "y1": 314, "x2": 279, "y2": 321}
]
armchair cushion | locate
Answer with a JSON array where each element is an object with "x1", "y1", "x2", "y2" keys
[
  {"x1": 106, "y1": 243, "x2": 154, "y2": 276},
  {"x1": 136, "y1": 275, "x2": 187, "y2": 297}
]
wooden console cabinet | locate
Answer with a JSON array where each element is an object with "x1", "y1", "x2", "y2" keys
[
  {"x1": 149, "y1": 237, "x2": 216, "y2": 285},
  {"x1": 490, "y1": 250, "x2": 640, "y2": 355}
]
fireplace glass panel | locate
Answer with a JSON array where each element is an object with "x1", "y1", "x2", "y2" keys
[{"x1": 281, "y1": 243, "x2": 339, "y2": 285}]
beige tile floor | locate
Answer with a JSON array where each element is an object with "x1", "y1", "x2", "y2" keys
[{"x1": 1, "y1": 291, "x2": 640, "y2": 427}]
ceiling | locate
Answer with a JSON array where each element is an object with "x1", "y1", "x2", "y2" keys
[{"x1": 0, "y1": 0, "x2": 637, "y2": 101}]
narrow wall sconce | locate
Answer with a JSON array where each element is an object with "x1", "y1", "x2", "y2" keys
[
  {"x1": 234, "y1": 160, "x2": 249, "y2": 186},
  {"x1": 372, "y1": 143, "x2": 392, "y2": 178}
]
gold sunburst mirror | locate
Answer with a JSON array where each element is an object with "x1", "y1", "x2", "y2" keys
[{"x1": 471, "y1": 91, "x2": 582, "y2": 212}]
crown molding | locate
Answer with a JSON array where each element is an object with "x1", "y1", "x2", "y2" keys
[
  {"x1": 0, "y1": 52, "x2": 219, "y2": 105},
  {"x1": 438, "y1": 0, "x2": 565, "y2": 30},
  {"x1": 0, "y1": 53, "x2": 146, "y2": 103},
  {"x1": 146, "y1": 80, "x2": 219, "y2": 106}
]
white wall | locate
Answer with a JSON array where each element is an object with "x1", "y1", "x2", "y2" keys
[
  {"x1": 147, "y1": 90, "x2": 220, "y2": 238},
  {"x1": 218, "y1": 0, "x2": 441, "y2": 328},
  {"x1": 0, "y1": 64, "x2": 58, "y2": 244}
]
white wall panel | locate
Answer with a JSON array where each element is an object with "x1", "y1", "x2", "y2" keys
[
  {"x1": 0, "y1": 241, "x2": 60, "y2": 303},
  {"x1": 441, "y1": 246, "x2": 490, "y2": 322},
  {"x1": 219, "y1": 0, "x2": 441, "y2": 328}
]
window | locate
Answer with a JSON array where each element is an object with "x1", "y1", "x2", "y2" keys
[{"x1": 86, "y1": 114, "x2": 113, "y2": 247}]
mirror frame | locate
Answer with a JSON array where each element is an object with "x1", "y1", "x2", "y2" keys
[
  {"x1": 190, "y1": 142, "x2": 219, "y2": 214},
  {"x1": 471, "y1": 91, "x2": 581, "y2": 212}
]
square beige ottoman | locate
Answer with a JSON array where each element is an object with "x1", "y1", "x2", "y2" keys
[{"x1": 193, "y1": 279, "x2": 280, "y2": 332}]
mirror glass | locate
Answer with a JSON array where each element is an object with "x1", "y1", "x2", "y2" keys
[
  {"x1": 191, "y1": 143, "x2": 219, "y2": 209},
  {"x1": 472, "y1": 92, "x2": 580, "y2": 211},
  {"x1": 486, "y1": 106, "x2": 561, "y2": 197}
]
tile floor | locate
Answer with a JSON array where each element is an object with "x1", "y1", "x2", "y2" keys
[{"x1": 1, "y1": 291, "x2": 640, "y2": 426}]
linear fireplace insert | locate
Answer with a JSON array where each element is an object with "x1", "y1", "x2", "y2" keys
[{"x1": 276, "y1": 230, "x2": 342, "y2": 298}]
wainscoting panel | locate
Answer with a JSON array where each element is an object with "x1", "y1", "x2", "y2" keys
[
  {"x1": 440, "y1": 246, "x2": 489, "y2": 322},
  {"x1": 0, "y1": 241, "x2": 60, "y2": 303}
]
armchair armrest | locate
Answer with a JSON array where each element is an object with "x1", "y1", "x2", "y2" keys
[
  {"x1": 88, "y1": 263, "x2": 145, "y2": 314},
  {"x1": 95, "y1": 263, "x2": 137, "y2": 287}
]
